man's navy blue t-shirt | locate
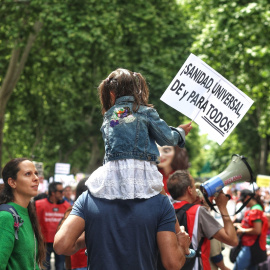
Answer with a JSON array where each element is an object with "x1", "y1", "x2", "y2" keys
[{"x1": 71, "y1": 191, "x2": 176, "y2": 270}]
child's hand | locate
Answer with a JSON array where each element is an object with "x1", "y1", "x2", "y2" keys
[
  {"x1": 176, "y1": 226, "x2": 191, "y2": 255},
  {"x1": 179, "y1": 121, "x2": 192, "y2": 135}
]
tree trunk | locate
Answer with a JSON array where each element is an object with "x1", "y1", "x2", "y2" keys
[
  {"x1": 86, "y1": 136, "x2": 104, "y2": 173},
  {"x1": 85, "y1": 105, "x2": 104, "y2": 173},
  {"x1": 0, "y1": 21, "x2": 42, "y2": 171},
  {"x1": 259, "y1": 136, "x2": 269, "y2": 175}
]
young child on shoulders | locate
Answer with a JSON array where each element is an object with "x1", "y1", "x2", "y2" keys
[{"x1": 86, "y1": 68, "x2": 192, "y2": 200}]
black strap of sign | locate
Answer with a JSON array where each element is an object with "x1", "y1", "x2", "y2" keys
[{"x1": 234, "y1": 192, "x2": 255, "y2": 215}]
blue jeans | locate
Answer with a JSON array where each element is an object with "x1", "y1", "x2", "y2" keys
[
  {"x1": 44, "y1": 242, "x2": 66, "y2": 270},
  {"x1": 73, "y1": 268, "x2": 87, "y2": 270},
  {"x1": 233, "y1": 246, "x2": 257, "y2": 270}
]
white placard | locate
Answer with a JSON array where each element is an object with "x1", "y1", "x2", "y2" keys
[
  {"x1": 55, "y1": 163, "x2": 71, "y2": 175},
  {"x1": 33, "y1": 161, "x2": 44, "y2": 177},
  {"x1": 161, "y1": 53, "x2": 254, "y2": 145},
  {"x1": 54, "y1": 174, "x2": 75, "y2": 187}
]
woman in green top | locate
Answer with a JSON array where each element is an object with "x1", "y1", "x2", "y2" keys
[{"x1": 0, "y1": 158, "x2": 45, "y2": 269}]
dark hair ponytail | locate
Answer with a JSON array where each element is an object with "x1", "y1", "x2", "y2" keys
[
  {"x1": 98, "y1": 68, "x2": 153, "y2": 114},
  {"x1": 28, "y1": 201, "x2": 46, "y2": 267}
]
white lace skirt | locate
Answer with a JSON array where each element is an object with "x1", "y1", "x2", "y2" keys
[{"x1": 85, "y1": 159, "x2": 163, "y2": 200}]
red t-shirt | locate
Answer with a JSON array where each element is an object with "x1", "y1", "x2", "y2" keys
[
  {"x1": 241, "y1": 205, "x2": 268, "y2": 249},
  {"x1": 71, "y1": 248, "x2": 87, "y2": 269},
  {"x1": 158, "y1": 169, "x2": 175, "y2": 195},
  {"x1": 35, "y1": 198, "x2": 70, "y2": 243}
]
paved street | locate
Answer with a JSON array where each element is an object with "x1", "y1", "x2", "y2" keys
[{"x1": 223, "y1": 244, "x2": 234, "y2": 269}]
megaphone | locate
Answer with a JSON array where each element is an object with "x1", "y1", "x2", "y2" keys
[{"x1": 200, "y1": 154, "x2": 253, "y2": 198}]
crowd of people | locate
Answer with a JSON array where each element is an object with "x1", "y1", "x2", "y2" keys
[{"x1": 0, "y1": 68, "x2": 269, "y2": 270}]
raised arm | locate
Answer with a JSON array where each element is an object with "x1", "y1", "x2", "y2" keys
[
  {"x1": 148, "y1": 109, "x2": 186, "y2": 148},
  {"x1": 212, "y1": 192, "x2": 238, "y2": 246}
]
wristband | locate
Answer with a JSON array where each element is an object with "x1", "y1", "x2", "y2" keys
[{"x1": 186, "y1": 249, "x2": 196, "y2": 258}]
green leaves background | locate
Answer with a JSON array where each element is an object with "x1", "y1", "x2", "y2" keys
[{"x1": 1, "y1": 0, "x2": 269, "y2": 179}]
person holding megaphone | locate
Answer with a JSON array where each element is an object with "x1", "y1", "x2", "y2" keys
[{"x1": 167, "y1": 170, "x2": 238, "y2": 270}]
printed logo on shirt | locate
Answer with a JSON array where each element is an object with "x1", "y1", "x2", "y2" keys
[
  {"x1": 53, "y1": 207, "x2": 59, "y2": 212},
  {"x1": 45, "y1": 212, "x2": 64, "y2": 223}
]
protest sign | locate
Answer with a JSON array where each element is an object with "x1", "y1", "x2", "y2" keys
[
  {"x1": 55, "y1": 163, "x2": 71, "y2": 175},
  {"x1": 161, "y1": 53, "x2": 254, "y2": 145},
  {"x1": 256, "y1": 174, "x2": 270, "y2": 187},
  {"x1": 33, "y1": 161, "x2": 44, "y2": 177},
  {"x1": 54, "y1": 174, "x2": 76, "y2": 187}
]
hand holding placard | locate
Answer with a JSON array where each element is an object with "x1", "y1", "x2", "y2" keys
[{"x1": 179, "y1": 121, "x2": 193, "y2": 136}]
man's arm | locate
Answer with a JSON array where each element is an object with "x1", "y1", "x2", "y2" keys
[
  {"x1": 157, "y1": 231, "x2": 186, "y2": 270},
  {"x1": 54, "y1": 214, "x2": 85, "y2": 256},
  {"x1": 213, "y1": 192, "x2": 238, "y2": 246}
]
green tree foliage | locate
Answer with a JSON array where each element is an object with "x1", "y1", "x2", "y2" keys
[
  {"x1": 182, "y1": 0, "x2": 270, "y2": 176},
  {"x1": 1, "y1": 0, "x2": 200, "y2": 176},
  {"x1": 0, "y1": 1, "x2": 42, "y2": 171}
]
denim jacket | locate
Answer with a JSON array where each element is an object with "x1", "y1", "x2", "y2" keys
[{"x1": 101, "y1": 96, "x2": 185, "y2": 164}]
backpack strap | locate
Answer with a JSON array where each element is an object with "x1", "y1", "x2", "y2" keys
[
  {"x1": 196, "y1": 236, "x2": 205, "y2": 257},
  {"x1": 175, "y1": 203, "x2": 205, "y2": 270},
  {"x1": 0, "y1": 204, "x2": 24, "y2": 240},
  {"x1": 175, "y1": 203, "x2": 198, "y2": 237},
  {"x1": 196, "y1": 235, "x2": 205, "y2": 270},
  {"x1": 177, "y1": 205, "x2": 205, "y2": 255}
]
